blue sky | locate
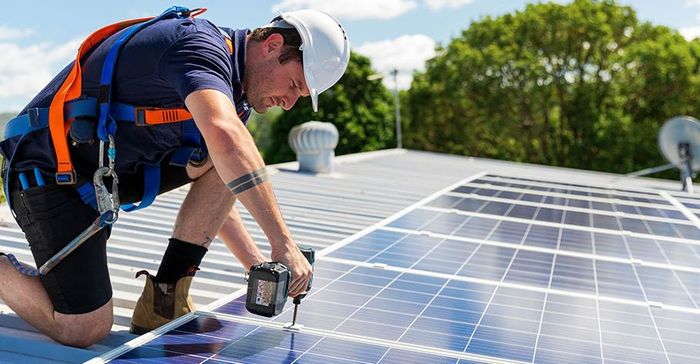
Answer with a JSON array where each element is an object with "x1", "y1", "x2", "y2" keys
[{"x1": 1, "y1": 0, "x2": 700, "y2": 112}]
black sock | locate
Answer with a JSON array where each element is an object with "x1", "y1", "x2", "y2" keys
[{"x1": 155, "y1": 238, "x2": 208, "y2": 283}]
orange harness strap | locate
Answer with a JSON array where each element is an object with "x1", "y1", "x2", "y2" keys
[{"x1": 49, "y1": 17, "x2": 152, "y2": 184}]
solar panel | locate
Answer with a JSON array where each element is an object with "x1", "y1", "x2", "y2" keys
[
  {"x1": 100, "y1": 173, "x2": 700, "y2": 363},
  {"x1": 478, "y1": 175, "x2": 671, "y2": 202},
  {"x1": 672, "y1": 196, "x2": 700, "y2": 220},
  {"x1": 108, "y1": 313, "x2": 472, "y2": 364}
]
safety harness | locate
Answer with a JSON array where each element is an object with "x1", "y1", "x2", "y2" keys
[
  {"x1": 3, "y1": 6, "x2": 237, "y2": 211},
  {"x1": 2, "y1": 6, "x2": 236, "y2": 275}
]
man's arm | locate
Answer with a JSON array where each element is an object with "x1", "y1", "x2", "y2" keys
[{"x1": 185, "y1": 88, "x2": 312, "y2": 296}]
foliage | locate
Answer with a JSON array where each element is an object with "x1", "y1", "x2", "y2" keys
[
  {"x1": 246, "y1": 108, "x2": 282, "y2": 161},
  {"x1": 264, "y1": 52, "x2": 395, "y2": 164},
  {"x1": 406, "y1": 0, "x2": 700, "y2": 175}
]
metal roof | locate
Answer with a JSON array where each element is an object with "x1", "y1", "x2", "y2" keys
[{"x1": 0, "y1": 148, "x2": 691, "y2": 363}]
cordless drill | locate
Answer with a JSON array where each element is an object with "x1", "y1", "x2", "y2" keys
[{"x1": 245, "y1": 246, "x2": 315, "y2": 325}]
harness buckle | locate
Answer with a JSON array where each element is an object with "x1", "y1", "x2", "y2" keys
[
  {"x1": 134, "y1": 108, "x2": 148, "y2": 126},
  {"x1": 55, "y1": 170, "x2": 76, "y2": 185},
  {"x1": 27, "y1": 108, "x2": 41, "y2": 128},
  {"x1": 134, "y1": 107, "x2": 191, "y2": 126},
  {"x1": 182, "y1": 7, "x2": 207, "y2": 18}
]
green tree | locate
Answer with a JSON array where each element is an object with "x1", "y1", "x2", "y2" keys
[
  {"x1": 406, "y1": 0, "x2": 700, "y2": 175},
  {"x1": 264, "y1": 52, "x2": 395, "y2": 164},
  {"x1": 246, "y1": 108, "x2": 282, "y2": 161}
]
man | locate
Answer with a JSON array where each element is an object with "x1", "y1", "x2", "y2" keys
[{"x1": 0, "y1": 7, "x2": 349, "y2": 347}]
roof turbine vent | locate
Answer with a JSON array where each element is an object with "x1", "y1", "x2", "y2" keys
[
  {"x1": 658, "y1": 116, "x2": 700, "y2": 193},
  {"x1": 288, "y1": 121, "x2": 339, "y2": 173}
]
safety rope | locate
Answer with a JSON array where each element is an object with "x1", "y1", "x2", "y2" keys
[{"x1": 1, "y1": 253, "x2": 40, "y2": 276}]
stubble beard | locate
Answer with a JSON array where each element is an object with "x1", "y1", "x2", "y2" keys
[{"x1": 243, "y1": 57, "x2": 278, "y2": 114}]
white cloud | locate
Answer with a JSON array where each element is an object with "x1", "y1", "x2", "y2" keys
[
  {"x1": 680, "y1": 26, "x2": 700, "y2": 40},
  {"x1": 355, "y1": 34, "x2": 436, "y2": 89},
  {"x1": 686, "y1": 0, "x2": 700, "y2": 6},
  {"x1": 0, "y1": 38, "x2": 81, "y2": 102},
  {"x1": 272, "y1": 0, "x2": 417, "y2": 20},
  {"x1": 424, "y1": 0, "x2": 474, "y2": 11},
  {"x1": 0, "y1": 26, "x2": 35, "y2": 40}
]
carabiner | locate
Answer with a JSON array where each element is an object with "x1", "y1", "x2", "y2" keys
[{"x1": 93, "y1": 166, "x2": 120, "y2": 220}]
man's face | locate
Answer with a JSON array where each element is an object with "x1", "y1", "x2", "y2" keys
[{"x1": 244, "y1": 34, "x2": 310, "y2": 113}]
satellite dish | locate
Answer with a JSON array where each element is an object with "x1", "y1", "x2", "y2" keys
[{"x1": 658, "y1": 116, "x2": 700, "y2": 193}]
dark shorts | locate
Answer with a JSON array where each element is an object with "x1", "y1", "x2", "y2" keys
[{"x1": 8, "y1": 164, "x2": 193, "y2": 314}]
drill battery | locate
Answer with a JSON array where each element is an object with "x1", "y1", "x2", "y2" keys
[{"x1": 245, "y1": 262, "x2": 291, "y2": 317}]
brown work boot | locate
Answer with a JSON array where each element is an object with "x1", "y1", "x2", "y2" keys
[{"x1": 130, "y1": 270, "x2": 197, "y2": 334}]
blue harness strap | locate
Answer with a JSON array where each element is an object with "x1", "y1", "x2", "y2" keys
[
  {"x1": 76, "y1": 182, "x2": 98, "y2": 210},
  {"x1": 170, "y1": 120, "x2": 203, "y2": 167},
  {"x1": 96, "y1": 6, "x2": 193, "y2": 142},
  {"x1": 121, "y1": 164, "x2": 161, "y2": 212},
  {"x1": 5, "y1": 99, "x2": 97, "y2": 139},
  {"x1": 76, "y1": 161, "x2": 163, "y2": 213}
]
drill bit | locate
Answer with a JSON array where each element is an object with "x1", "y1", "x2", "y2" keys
[
  {"x1": 291, "y1": 302, "x2": 299, "y2": 326},
  {"x1": 286, "y1": 297, "x2": 303, "y2": 329}
]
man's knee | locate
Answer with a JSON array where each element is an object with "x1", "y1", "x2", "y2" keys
[
  {"x1": 187, "y1": 161, "x2": 228, "y2": 193},
  {"x1": 186, "y1": 157, "x2": 214, "y2": 180},
  {"x1": 54, "y1": 300, "x2": 113, "y2": 348}
]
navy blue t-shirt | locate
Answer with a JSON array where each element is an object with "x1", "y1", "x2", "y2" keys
[{"x1": 7, "y1": 17, "x2": 250, "y2": 177}]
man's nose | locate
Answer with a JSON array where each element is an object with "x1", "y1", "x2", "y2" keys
[{"x1": 283, "y1": 93, "x2": 300, "y2": 111}]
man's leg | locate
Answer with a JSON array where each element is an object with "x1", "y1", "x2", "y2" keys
[
  {"x1": 131, "y1": 160, "x2": 236, "y2": 333},
  {"x1": 218, "y1": 206, "x2": 266, "y2": 270},
  {"x1": 172, "y1": 160, "x2": 236, "y2": 247},
  {"x1": 0, "y1": 258, "x2": 112, "y2": 347},
  {"x1": 175, "y1": 160, "x2": 268, "y2": 275},
  {"x1": 0, "y1": 183, "x2": 114, "y2": 347}
]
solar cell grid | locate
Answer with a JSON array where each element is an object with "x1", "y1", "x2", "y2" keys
[
  {"x1": 113, "y1": 252, "x2": 700, "y2": 363},
  {"x1": 109, "y1": 314, "x2": 471, "y2": 364},
  {"x1": 385, "y1": 206, "x2": 700, "y2": 268},
  {"x1": 421, "y1": 201, "x2": 700, "y2": 242},
  {"x1": 440, "y1": 188, "x2": 689, "y2": 225},
  {"x1": 480, "y1": 174, "x2": 665, "y2": 198},
  {"x1": 670, "y1": 192, "x2": 700, "y2": 202},
  {"x1": 109, "y1": 173, "x2": 700, "y2": 364},
  {"x1": 333, "y1": 219, "x2": 700, "y2": 310},
  {"x1": 635, "y1": 266, "x2": 697, "y2": 308},
  {"x1": 681, "y1": 201, "x2": 700, "y2": 210},
  {"x1": 386, "y1": 237, "x2": 693, "y2": 308},
  {"x1": 676, "y1": 270, "x2": 700, "y2": 304},
  {"x1": 471, "y1": 176, "x2": 673, "y2": 207}
]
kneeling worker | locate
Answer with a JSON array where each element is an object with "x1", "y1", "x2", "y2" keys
[{"x1": 0, "y1": 7, "x2": 349, "y2": 347}]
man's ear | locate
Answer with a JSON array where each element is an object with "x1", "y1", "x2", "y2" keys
[{"x1": 262, "y1": 33, "x2": 284, "y2": 55}]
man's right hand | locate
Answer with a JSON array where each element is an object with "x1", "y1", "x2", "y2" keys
[{"x1": 272, "y1": 244, "x2": 313, "y2": 297}]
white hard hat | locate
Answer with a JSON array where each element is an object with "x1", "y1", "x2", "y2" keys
[{"x1": 274, "y1": 9, "x2": 350, "y2": 112}]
